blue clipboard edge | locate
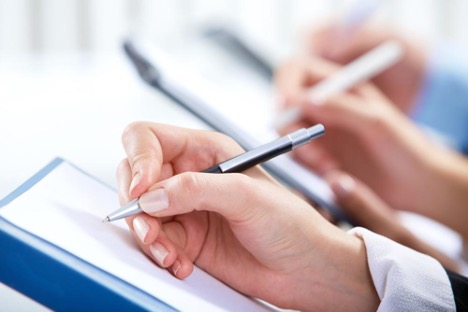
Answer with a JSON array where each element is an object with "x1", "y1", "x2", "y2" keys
[
  {"x1": 0, "y1": 157, "x2": 175, "y2": 311},
  {"x1": 0, "y1": 158, "x2": 64, "y2": 208}
]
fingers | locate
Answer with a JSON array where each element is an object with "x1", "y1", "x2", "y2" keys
[
  {"x1": 118, "y1": 122, "x2": 251, "y2": 279},
  {"x1": 296, "y1": 93, "x2": 365, "y2": 134},
  {"x1": 274, "y1": 54, "x2": 397, "y2": 137},
  {"x1": 290, "y1": 141, "x2": 339, "y2": 175},
  {"x1": 274, "y1": 57, "x2": 317, "y2": 107},
  {"x1": 274, "y1": 56, "x2": 340, "y2": 109},
  {"x1": 303, "y1": 83, "x2": 402, "y2": 140},
  {"x1": 120, "y1": 122, "x2": 242, "y2": 199},
  {"x1": 128, "y1": 215, "x2": 175, "y2": 268},
  {"x1": 138, "y1": 170, "x2": 268, "y2": 223},
  {"x1": 116, "y1": 159, "x2": 133, "y2": 205},
  {"x1": 127, "y1": 214, "x2": 194, "y2": 279},
  {"x1": 325, "y1": 171, "x2": 406, "y2": 240},
  {"x1": 121, "y1": 122, "x2": 165, "y2": 198},
  {"x1": 124, "y1": 169, "x2": 273, "y2": 279}
]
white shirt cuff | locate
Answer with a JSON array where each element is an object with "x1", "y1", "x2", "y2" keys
[{"x1": 348, "y1": 227, "x2": 455, "y2": 311}]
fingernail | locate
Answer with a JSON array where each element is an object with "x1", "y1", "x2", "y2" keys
[
  {"x1": 332, "y1": 175, "x2": 356, "y2": 198},
  {"x1": 172, "y1": 260, "x2": 181, "y2": 276},
  {"x1": 129, "y1": 172, "x2": 142, "y2": 195},
  {"x1": 150, "y1": 242, "x2": 169, "y2": 266},
  {"x1": 133, "y1": 216, "x2": 149, "y2": 243},
  {"x1": 139, "y1": 188, "x2": 169, "y2": 214}
]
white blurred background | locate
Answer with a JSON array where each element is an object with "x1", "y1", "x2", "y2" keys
[
  {"x1": 1, "y1": 0, "x2": 468, "y2": 57},
  {"x1": 1, "y1": 0, "x2": 468, "y2": 310}
]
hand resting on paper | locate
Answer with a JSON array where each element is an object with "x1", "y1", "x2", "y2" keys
[{"x1": 116, "y1": 122, "x2": 379, "y2": 311}]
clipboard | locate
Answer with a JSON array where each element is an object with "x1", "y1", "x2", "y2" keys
[
  {"x1": 0, "y1": 158, "x2": 273, "y2": 311},
  {"x1": 0, "y1": 158, "x2": 172, "y2": 311}
]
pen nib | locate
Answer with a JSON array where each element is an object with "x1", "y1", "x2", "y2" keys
[{"x1": 102, "y1": 217, "x2": 110, "y2": 223}]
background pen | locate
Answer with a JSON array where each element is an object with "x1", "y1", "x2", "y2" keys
[
  {"x1": 273, "y1": 40, "x2": 403, "y2": 129},
  {"x1": 103, "y1": 124, "x2": 325, "y2": 222}
]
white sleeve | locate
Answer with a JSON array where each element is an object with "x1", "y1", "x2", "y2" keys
[{"x1": 348, "y1": 227, "x2": 455, "y2": 312}]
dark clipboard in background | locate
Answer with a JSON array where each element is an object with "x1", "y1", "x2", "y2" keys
[
  {"x1": 202, "y1": 25, "x2": 275, "y2": 81},
  {"x1": 123, "y1": 37, "x2": 347, "y2": 222}
]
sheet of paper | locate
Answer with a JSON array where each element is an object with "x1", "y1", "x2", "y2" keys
[{"x1": 0, "y1": 161, "x2": 271, "y2": 311}]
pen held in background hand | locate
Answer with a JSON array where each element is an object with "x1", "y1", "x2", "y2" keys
[
  {"x1": 273, "y1": 40, "x2": 403, "y2": 130},
  {"x1": 103, "y1": 124, "x2": 325, "y2": 223}
]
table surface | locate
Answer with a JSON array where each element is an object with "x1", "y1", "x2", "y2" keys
[{"x1": 0, "y1": 51, "x2": 209, "y2": 198}]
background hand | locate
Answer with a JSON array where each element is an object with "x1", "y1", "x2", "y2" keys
[
  {"x1": 275, "y1": 57, "x2": 439, "y2": 212},
  {"x1": 304, "y1": 20, "x2": 428, "y2": 113},
  {"x1": 326, "y1": 170, "x2": 460, "y2": 273},
  {"x1": 275, "y1": 56, "x2": 468, "y2": 240}
]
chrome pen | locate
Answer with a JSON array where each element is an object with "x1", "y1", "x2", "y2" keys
[{"x1": 102, "y1": 124, "x2": 324, "y2": 223}]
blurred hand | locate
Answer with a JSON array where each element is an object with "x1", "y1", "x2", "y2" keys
[
  {"x1": 116, "y1": 122, "x2": 378, "y2": 311},
  {"x1": 304, "y1": 20, "x2": 429, "y2": 113},
  {"x1": 275, "y1": 56, "x2": 468, "y2": 240},
  {"x1": 326, "y1": 170, "x2": 460, "y2": 273},
  {"x1": 275, "y1": 56, "x2": 439, "y2": 212}
]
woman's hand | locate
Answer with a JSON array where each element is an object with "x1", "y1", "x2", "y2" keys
[
  {"x1": 275, "y1": 56, "x2": 468, "y2": 239},
  {"x1": 116, "y1": 122, "x2": 379, "y2": 311},
  {"x1": 304, "y1": 20, "x2": 428, "y2": 113},
  {"x1": 275, "y1": 56, "x2": 437, "y2": 210}
]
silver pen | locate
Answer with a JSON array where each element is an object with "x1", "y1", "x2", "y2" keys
[{"x1": 103, "y1": 124, "x2": 325, "y2": 222}]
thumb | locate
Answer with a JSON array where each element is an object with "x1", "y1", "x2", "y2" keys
[
  {"x1": 138, "y1": 171, "x2": 265, "y2": 222},
  {"x1": 121, "y1": 122, "x2": 164, "y2": 198}
]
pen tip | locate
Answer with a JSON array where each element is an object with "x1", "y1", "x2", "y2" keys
[{"x1": 102, "y1": 217, "x2": 110, "y2": 223}]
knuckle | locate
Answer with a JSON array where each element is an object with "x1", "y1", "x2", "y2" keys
[
  {"x1": 177, "y1": 173, "x2": 207, "y2": 198},
  {"x1": 121, "y1": 121, "x2": 147, "y2": 144},
  {"x1": 366, "y1": 108, "x2": 390, "y2": 133},
  {"x1": 132, "y1": 150, "x2": 157, "y2": 167},
  {"x1": 210, "y1": 131, "x2": 235, "y2": 147},
  {"x1": 116, "y1": 158, "x2": 129, "y2": 178},
  {"x1": 206, "y1": 130, "x2": 244, "y2": 159},
  {"x1": 229, "y1": 173, "x2": 257, "y2": 205},
  {"x1": 219, "y1": 134, "x2": 244, "y2": 154},
  {"x1": 233, "y1": 174, "x2": 254, "y2": 194}
]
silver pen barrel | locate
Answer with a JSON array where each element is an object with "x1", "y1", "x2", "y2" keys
[
  {"x1": 219, "y1": 124, "x2": 324, "y2": 173},
  {"x1": 289, "y1": 124, "x2": 325, "y2": 149},
  {"x1": 103, "y1": 199, "x2": 141, "y2": 222}
]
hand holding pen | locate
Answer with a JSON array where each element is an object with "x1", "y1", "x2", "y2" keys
[
  {"x1": 303, "y1": 14, "x2": 426, "y2": 115},
  {"x1": 105, "y1": 123, "x2": 324, "y2": 222},
  {"x1": 273, "y1": 34, "x2": 437, "y2": 218},
  {"x1": 112, "y1": 122, "x2": 378, "y2": 310}
]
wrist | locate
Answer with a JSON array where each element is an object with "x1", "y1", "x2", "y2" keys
[
  {"x1": 332, "y1": 233, "x2": 380, "y2": 312},
  {"x1": 425, "y1": 152, "x2": 468, "y2": 239},
  {"x1": 349, "y1": 227, "x2": 456, "y2": 311},
  {"x1": 293, "y1": 226, "x2": 379, "y2": 311}
]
